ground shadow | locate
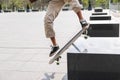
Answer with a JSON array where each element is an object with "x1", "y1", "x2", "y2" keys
[
  {"x1": 41, "y1": 72, "x2": 55, "y2": 80},
  {"x1": 41, "y1": 72, "x2": 67, "y2": 80}
]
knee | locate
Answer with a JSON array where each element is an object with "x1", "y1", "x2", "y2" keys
[
  {"x1": 72, "y1": 6, "x2": 81, "y2": 13},
  {"x1": 44, "y1": 14, "x2": 53, "y2": 25},
  {"x1": 44, "y1": 15, "x2": 49, "y2": 25},
  {"x1": 71, "y1": 2, "x2": 82, "y2": 13}
]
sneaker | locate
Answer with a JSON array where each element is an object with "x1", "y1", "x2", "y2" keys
[
  {"x1": 49, "y1": 45, "x2": 59, "y2": 57},
  {"x1": 80, "y1": 20, "x2": 89, "y2": 29}
]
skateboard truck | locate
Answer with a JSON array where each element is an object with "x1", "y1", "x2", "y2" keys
[
  {"x1": 83, "y1": 30, "x2": 88, "y2": 39},
  {"x1": 55, "y1": 56, "x2": 61, "y2": 65}
]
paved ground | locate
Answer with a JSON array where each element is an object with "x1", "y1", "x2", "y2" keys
[
  {"x1": 0, "y1": 11, "x2": 83, "y2": 80},
  {"x1": 0, "y1": 10, "x2": 120, "y2": 80}
]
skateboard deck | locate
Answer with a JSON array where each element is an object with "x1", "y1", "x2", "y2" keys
[{"x1": 49, "y1": 25, "x2": 89, "y2": 64}]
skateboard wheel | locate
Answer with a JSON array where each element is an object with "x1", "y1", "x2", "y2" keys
[
  {"x1": 55, "y1": 56, "x2": 61, "y2": 65},
  {"x1": 56, "y1": 62, "x2": 60, "y2": 65},
  {"x1": 84, "y1": 36, "x2": 88, "y2": 39}
]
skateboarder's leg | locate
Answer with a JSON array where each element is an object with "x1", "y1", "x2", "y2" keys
[
  {"x1": 44, "y1": 0, "x2": 65, "y2": 56},
  {"x1": 50, "y1": 37, "x2": 57, "y2": 46},
  {"x1": 69, "y1": 0, "x2": 88, "y2": 28},
  {"x1": 77, "y1": 11, "x2": 88, "y2": 28}
]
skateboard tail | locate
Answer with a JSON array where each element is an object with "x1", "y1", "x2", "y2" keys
[{"x1": 49, "y1": 58, "x2": 55, "y2": 64}]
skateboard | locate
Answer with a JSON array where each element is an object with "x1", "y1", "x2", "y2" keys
[{"x1": 49, "y1": 25, "x2": 89, "y2": 65}]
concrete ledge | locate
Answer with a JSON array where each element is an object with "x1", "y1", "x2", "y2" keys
[
  {"x1": 3, "y1": 10, "x2": 11, "y2": 12},
  {"x1": 94, "y1": 7, "x2": 103, "y2": 12},
  {"x1": 88, "y1": 24, "x2": 119, "y2": 37},
  {"x1": 18, "y1": 9, "x2": 25, "y2": 12},
  {"x1": 31, "y1": 9, "x2": 39, "y2": 12},
  {"x1": 90, "y1": 16, "x2": 111, "y2": 20},
  {"x1": 67, "y1": 53, "x2": 120, "y2": 80},
  {"x1": 92, "y1": 12, "x2": 107, "y2": 15}
]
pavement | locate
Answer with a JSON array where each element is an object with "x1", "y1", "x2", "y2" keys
[
  {"x1": 0, "y1": 11, "x2": 83, "y2": 80},
  {"x1": 0, "y1": 10, "x2": 120, "y2": 80}
]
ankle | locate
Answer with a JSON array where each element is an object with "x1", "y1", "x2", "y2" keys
[
  {"x1": 80, "y1": 19, "x2": 85, "y2": 22},
  {"x1": 53, "y1": 44, "x2": 59, "y2": 47}
]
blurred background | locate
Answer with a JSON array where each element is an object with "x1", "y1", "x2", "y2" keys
[{"x1": 0, "y1": 0, "x2": 119, "y2": 12}]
